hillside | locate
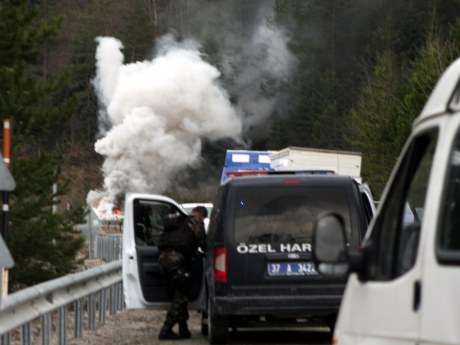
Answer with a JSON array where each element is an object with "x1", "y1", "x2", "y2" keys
[{"x1": 36, "y1": 0, "x2": 460, "y2": 201}]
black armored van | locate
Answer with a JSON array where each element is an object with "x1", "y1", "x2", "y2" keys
[
  {"x1": 204, "y1": 173, "x2": 375, "y2": 343},
  {"x1": 122, "y1": 174, "x2": 375, "y2": 344}
]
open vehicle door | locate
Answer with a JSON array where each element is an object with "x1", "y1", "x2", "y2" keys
[{"x1": 122, "y1": 193, "x2": 206, "y2": 310}]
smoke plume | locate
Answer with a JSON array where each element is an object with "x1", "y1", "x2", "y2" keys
[
  {"x1": 88, "y1": 35, "x2": 242, "y2": 214},
  {"x1": 166, "y1": 0, "x2": 297, "y2": 142}
]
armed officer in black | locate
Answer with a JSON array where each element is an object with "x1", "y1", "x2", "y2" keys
[{"x1": 158, "y1": 206, "x2": 207, "y2": 340}]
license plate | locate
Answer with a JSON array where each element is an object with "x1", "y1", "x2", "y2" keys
[{"x1": 267, "y1": 262, "x2": 318, "y2": 276}]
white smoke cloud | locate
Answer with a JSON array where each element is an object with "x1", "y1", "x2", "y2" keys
[
  {"x1": 92, "y1": 37, "x2": 125, "y2": 135},
  {"x1": 185, "y1": 1, "x2": 297, "y2": 140},
  {"x1": 88, "y1": 35, "x2": 242, "y2": 212},
  {"x1": 234, "y1": 22, "x2": 296, "y2": 131}
]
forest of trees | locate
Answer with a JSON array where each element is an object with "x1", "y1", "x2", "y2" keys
[{"x1": 2, "y1": 0, "x2": 460, "y2": 288}]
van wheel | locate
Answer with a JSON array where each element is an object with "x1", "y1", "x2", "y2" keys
[
  {"x1": 207, "y1": 300, "x2": 228, "y2": 344},
  {"x1": 327, "y1": 315, "x2": 337, "y2": 335},
  {"x1": 201, "y1": 311, "x2": 208, "y2": 336},
  {"x1": 328, "y1": 323, "x2": 335, "y2": 334}
]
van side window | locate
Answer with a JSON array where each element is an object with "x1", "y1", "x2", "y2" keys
[
  {"x1": 133, "y1": 200, "x2": 177, "y2": 246},
  {"x1": 437, "y1": 130, "x2": 460, "y2": 261},
  {"x1": 368, "y1": 130, "x2": 438, "y2": 280}
]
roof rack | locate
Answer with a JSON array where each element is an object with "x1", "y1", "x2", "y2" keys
[{"x1": 225, "y1": 169, "x2": 335, "y2": 179}]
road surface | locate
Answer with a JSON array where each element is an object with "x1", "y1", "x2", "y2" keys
[{"x1": 67, "y1": 309, "x2": 332, "y2": 345}]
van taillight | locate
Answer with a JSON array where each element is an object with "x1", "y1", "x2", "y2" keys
[{"x1": 214, "y1": 247, "x2": 227, "y2": 283}]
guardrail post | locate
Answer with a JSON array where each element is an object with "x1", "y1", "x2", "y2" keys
[
  {"x1": 1, "y1": 333, "x2": 10, "y2": 345},
  {"x1": 109, "y1": 285, "x2": 116, "y2": 315},
  {"x1": 95, "y1": 237, "x2": 99, "y2": 260},
  {"x1": 41, "y1": 313, "x2": 51, "y2": 345},
  {"x1": 21, "y1": 323, "x2": 31, "y2": 345},
  {"x1": 117, "y1": 281, "x2": 124, "y2": 310},
  {"x1": 88, "y1": 294, "x2": 96, "y2": 330},
  {"x1": 58, "y1": 306, "x2": 67, "y2": 345},
  {"x1": 99, "y1": 288, "x2": 106, "y2": 322},
  {"x1": 74, "y1": 299, "x2": 83, "y2": 338}
]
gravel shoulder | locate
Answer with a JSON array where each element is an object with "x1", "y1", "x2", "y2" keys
[
  {"x1": 66, "y1": 308, "x2": 331, "y2": 345},
  {"x1": 68, "y1": 309, "x2": 205, "y2": 345}
]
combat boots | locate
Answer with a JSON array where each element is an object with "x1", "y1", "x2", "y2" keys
[
  {"x1": 178, "y1": 320, "x2": 191, "y2": 339},
  {"x1": 158, "y1": 321, "x2": 181, "y2": 340},
  {"x1": 179, "y1": 320, "x2": 192, "y2": 339}
]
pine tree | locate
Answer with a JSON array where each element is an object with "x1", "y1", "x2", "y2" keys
[
  {"x1": 348, "y1": 50, "x2": 402, "y2": 198},
  {"x1": 0, "y1": 0, "x2": 85, "y2": 290},
  {"x1": 398, "y1": 15, "x2": 460, "y2": 150}
]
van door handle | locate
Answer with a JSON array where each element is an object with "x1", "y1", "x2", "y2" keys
[
  {"x1": 126, "y1": 250, "x2": 135, "y2": 260},
  {"x1": 413, "y1": 280, "x2": 421, "y2": 311}
]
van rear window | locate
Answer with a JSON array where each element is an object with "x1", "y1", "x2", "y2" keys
[{"x1": 233, "y1": 186, "x2": 351, "y2": 244}]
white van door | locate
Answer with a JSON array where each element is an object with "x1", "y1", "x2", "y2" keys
[
  {"x1": 335, "y1": 126, "x2": 439, "y2": 344},
  {"x1": 122, "y1": 193, "x2": 206, "y2": 310},
  {"x1": 418, "y1": 115, "x2": 460, "y2": 345}
]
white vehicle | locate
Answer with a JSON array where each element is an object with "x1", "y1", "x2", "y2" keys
[
  {"x1": 122, "y1": 193, "x2": 206, "y2": 310},
  {"x1": 313, "y1": 57, "x2": 460, "y2": 345}
]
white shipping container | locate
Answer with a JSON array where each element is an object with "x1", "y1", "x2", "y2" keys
[{"x1": 269, "y1": 146, "x2": 362, "y2": 181}]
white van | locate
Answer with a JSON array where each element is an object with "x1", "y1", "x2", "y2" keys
[{"x1": 313, "y1": 57, "x2": 460, "y2": 345}]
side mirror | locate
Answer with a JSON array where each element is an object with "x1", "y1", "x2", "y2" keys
[{"x1": 313, "y1": 212, "x2": 349, "y2": 277}]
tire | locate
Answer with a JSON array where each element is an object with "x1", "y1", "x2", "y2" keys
[
  {"x1": 327, "y1": 315, "x2": 337, "y2": 335},
  {"x1": 207, "y1": 299, "x2": 228, "y2": 344},
  {"x1": 328, "y1": 323, "x2": 335, "y2": 335},
  {"x1": 201, "y1": 311, "x2": 208, "y2": 336}
]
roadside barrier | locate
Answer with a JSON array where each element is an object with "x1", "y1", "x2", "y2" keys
[
  {"x1": 0, "y1": 260, "x2": 123, "y2": 345},
  {"x1": 95, "y1": 234, "x2": 122, "y2": 262}
]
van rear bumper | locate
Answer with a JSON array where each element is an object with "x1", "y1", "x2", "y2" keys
[{"x1": 211, "y1": 295, "x2": 342, "y2": 317}]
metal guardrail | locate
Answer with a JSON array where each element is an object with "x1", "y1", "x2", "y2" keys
[
  {"x1": 95, "y1": 234, "x2": 122, "y2": 262},
  {"x1": 0, "y1": 260, "x2": 123, "y2": 345}
]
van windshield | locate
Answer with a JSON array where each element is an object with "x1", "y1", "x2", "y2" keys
[{"x1": 233, "y1": 186, "x2": 351, "y2": 244}]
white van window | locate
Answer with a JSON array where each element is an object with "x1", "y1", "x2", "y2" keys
[
  {"x1": 369, "y1": 130, "x2": 438, "y2": 280},
  {"x1": 233, "y1": 186, "x2": 352, "y2": 244},
  {"x1": 438, "y1": 130, "x2": 460, "y2": 259},
  {"x1": 133, "y1": 200, "x2": 178, "y2": 246}
]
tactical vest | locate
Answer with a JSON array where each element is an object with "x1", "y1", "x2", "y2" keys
[{"x1": 159, "y1": 215, "x2": 195, "y2": 259}]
